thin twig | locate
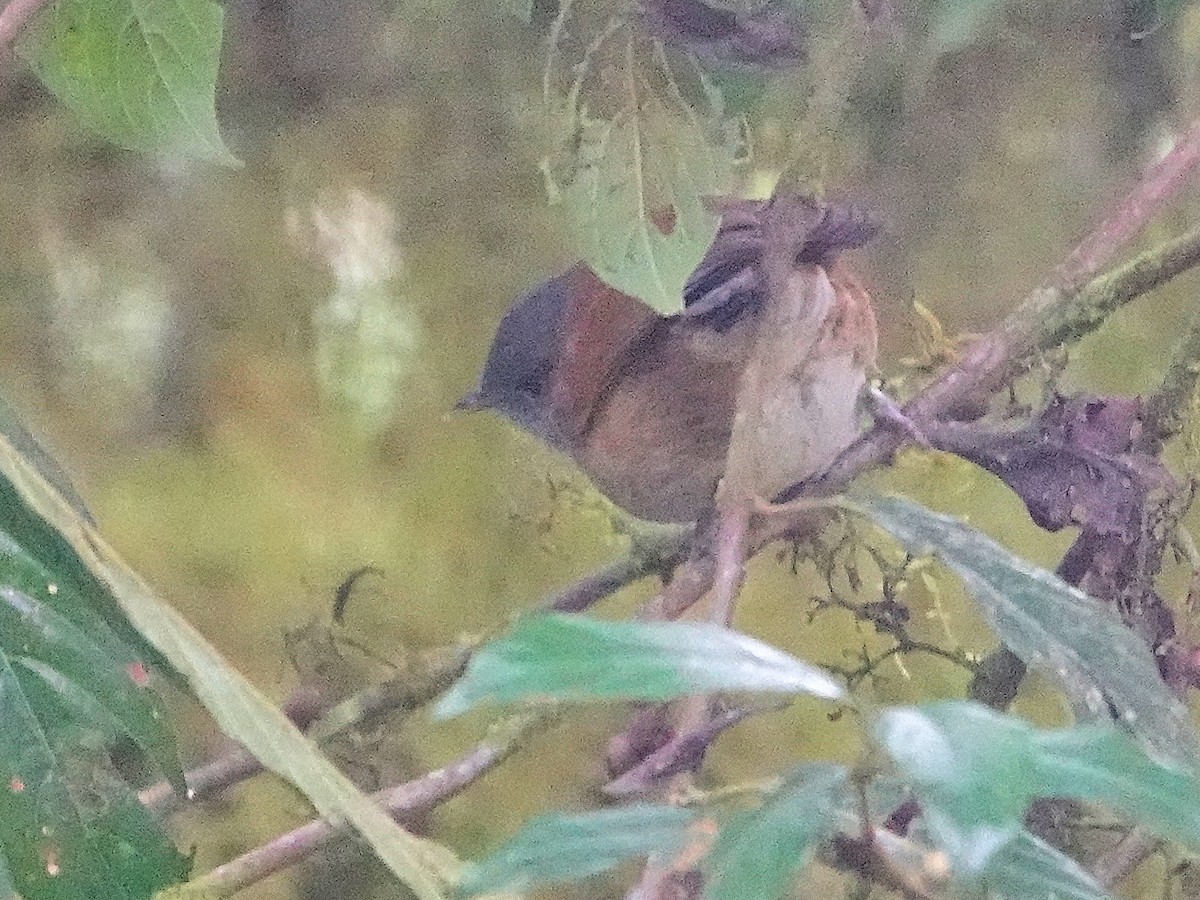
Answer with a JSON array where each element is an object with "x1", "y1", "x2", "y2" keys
[
  {"x1": 141, "y1": 648, "x2": 472, "y2": 816},
  {"x1": 185, "y1": 708, "x2": 556, "y2": 899},
  {"x1": 1054, "y1": 119, "x2": 1200, "y2": 294},
  {"x1": 1140, "y1": 302, "x2": 1200, "y2": 452},
  {"x1": 1090, "y1": 826, "x2": 1161, "y2": 889},
  {"x1": 547, "y1": 527, "x2": 690, "y2": 612}
]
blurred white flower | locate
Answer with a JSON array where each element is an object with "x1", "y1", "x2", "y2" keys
[
  {"x1": 288, "y1": 187, "x2": 422, "y2": 432},
  {"x1": 40, "y1": 226, "x2": 170, "y2": 404}
]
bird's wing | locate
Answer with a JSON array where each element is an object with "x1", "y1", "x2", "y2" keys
[
  {"x1": 682, "y1": 197, "x2": 880, "y2": 327},
  {"x1": 549, "y1": 266, "x2": 663, "y2": 443}
]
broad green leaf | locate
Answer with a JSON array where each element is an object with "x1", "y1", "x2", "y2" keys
[
  {"x1": 460, "y1": 804, "x2": 694, "y2": 896},
  {"x1": 0, "y1": 532, "x2": 180, "y2": 783},
  {"x1": 0, "y1": 856, "x2": 16, "y2": 898},
  {"x1": 0, "y1": 584, "x2": 180, "y2": 788},
  {"x1": 875, "y1": 702, "x2": 1200, "y2": 881},
  {"x1": 987, "y1": 831, "x2": 1110, "y2": 900},
  {"x1": 18, "y1": 0, "x2": 237, "y2": 164},
  {"x1": 436, "y1": 613, "x2": 844, "y2": 717},
  {"x1": 0, "y1": 650, "x2": 189, "y2": 899},
  {"x1": 859, "y1": 494, "x2": 1200, "y2": 773},
  {"x1": 0, "y1": 408, "x2": 186, "y2": 896},
  {"x1": 559, "y1": 99, "x2": 727, "y2": 314},
  {"x1": 704, "y1": 763, "x2": 848, "y2": 900},
  {"x1": 874, "y1": 703, "x2": 1034, "y2": 878},
  {"x1": 0, "y1": 395, "x2": 91, "y2": 524},
  {"x1": 0, "y1": 402, "x2": 173, "y2": 682},
  {"x1": 0, "y1": 414, "x2": 456, "y2": 899},
  {"x1": 1036, "y1": 726, "x2": 1200, "y2": 847}
]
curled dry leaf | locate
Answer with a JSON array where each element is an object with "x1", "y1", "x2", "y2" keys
[
  {"x1": 928, "y1": 394, "x2": 1172, "y2": 536},
  {"x1": 930, "y1": 394, "x2": 1181, "y2": 656}
]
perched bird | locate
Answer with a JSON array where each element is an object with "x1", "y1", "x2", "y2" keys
[{"x1": 459, "y1": 196, "x2": 879, "y2": 523}]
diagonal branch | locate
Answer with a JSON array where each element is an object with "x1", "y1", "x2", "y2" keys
[
  {"x1": 1139, "y1": 301, "x2": 1200, "y2": 453},
  {"x1": 184, "y1": 708, "x2": 557, "y2": 898}
]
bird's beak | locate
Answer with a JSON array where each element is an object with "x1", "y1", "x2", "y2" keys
[{"x1": 454, "y1": 388, "x2": 486, "y2": 412}]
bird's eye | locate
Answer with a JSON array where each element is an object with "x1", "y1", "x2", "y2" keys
[{"x1": 514, "y1": 358, "x2": 552, "y2": 397}]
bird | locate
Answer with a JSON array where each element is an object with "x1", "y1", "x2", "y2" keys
[{"x1": 458, "y1": 195, "x2": 879, "y2": 523}]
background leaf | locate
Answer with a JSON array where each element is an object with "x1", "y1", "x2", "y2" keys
[
  {"x1": 859, "y1": 494, "x2": 1200, "y2": 773},
  {"x1": 543, "y1": 18, "x2": 744, "y2": 315},
  {"x1": 17, "y1": 0, "x2": 237, "y2": 163},
  {"x1": 558, "y1": 98, "x2": 727, "y2": 314},
  {"x1": 875, "y1": 702, "x2": 1200, "y2": 880},
  {"x1": 436, "y1": 613, "x2": 844, "y2": 716},
  {"x1": 460, "y1": 804, "x2": 694, "y2": 896},
  {"x1": 704, "y1": 763, "x2": 848, "y2": 900}
]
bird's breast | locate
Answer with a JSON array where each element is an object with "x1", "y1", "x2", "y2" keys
[{"x1": 568, "y1": 262, "x2": 876, "y2": 522}]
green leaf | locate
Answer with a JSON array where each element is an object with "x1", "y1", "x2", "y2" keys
[
  {"x1": 0, "y1": 855, "x2": 17, "y2": 898},
  {"x1": 0, "y1": 410, "x2": 458, "y2": 898},
  {"x1": 874, "y1": 703, "x2": 1034, "y2": 878},
  {"x1": 0, "y1": 650, "x2": 189, "y2": 899},
  {"x1": 1035, "y1": 726, "x2": 1200, "y2": 847},
  {"x1": 543, "y1": 19, "x2": 743, "y2": 316},
  {"x1": 0, "y1": 399, "x2": 173, "y2": 683},
  {"x1": 559, "y1": 100, "x2": 726, "y2": 314},
  {"x1": 704, "y1": 763, "x2": 848, "y2": 900},
  {"x1": 0, "y1": 407, "x2": 187, "y2": 897},
  {"x1": 17, "y1": 0, "x2": 238, "y2": 164},
  {"x1": 0, "y1": 538, "x2": 181, "y2": 787},
  {"x1": 874, "y1": 702, "x2": 1200, "y2": 882},
  {"x1": 460, "y1": 804, "x2": 694, "y2": 896},
  {"x1": 988, "y1": 832, "x2": 1110, "y2": 899},
  {"x1": 436, "y1": 613, "x2": 844, "y2": 717},
  {"x1": 858, "y1": 494, "x2": 1200, "y2": 773},
  {"x1": 0, "y1": 395, "x2": 91, "y2": 524}
]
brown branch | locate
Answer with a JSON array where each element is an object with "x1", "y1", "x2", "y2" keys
[
  {"x1": 141, "y1": 647, "x2": 472, "y2": 817},
  {"x1": 827, "y1": 831, "x2": 946, "y2": 900},
  {"x1": 185, "y1": 708, "x2": 556, "y2": 899},
  {"x1": 1054, "y1": 119, "x2": 1200, "y2": 294},
  {"x1": 0, "y1": 0, "x2": 51, "y2": 51},
  {"x1": 547, "y1": 527, "x2": 690, "y2": 612},
  {"x1": 1140, "y1": 302, "x2": 1200, "y2": 452},
  {"x1": 1089, "y1": 826, "x2": 1161, "y2": 889}
]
